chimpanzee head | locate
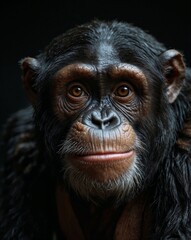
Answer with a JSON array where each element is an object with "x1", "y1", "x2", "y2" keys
[{"x1": 20, "y1": 20, "x2": 185, "y2": 202}]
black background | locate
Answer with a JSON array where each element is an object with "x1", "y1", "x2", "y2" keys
[{"x1": 0, "y1": 0, "x2": 190, "y2": 129}]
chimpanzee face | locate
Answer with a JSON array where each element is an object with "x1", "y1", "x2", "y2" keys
[{"x1": 21, "y1": 20, "x2": 185, "y2": 201}]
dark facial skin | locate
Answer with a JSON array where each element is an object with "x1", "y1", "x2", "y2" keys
[{"x1": 52, "y1": 62, "x2": 149, "y2": 182}]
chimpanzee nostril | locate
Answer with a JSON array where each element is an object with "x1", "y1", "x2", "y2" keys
[{"x1": 83, "y1": 109, "x2": 121, "y2": 130}]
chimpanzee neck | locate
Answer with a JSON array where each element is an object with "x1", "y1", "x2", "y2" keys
[{"x1": 56, "y1": 185, "x2": 152, "y2": 240}]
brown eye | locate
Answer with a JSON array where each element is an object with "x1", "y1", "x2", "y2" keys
[
  {"x1": 115, "y1": 85, "x2": 130, "y2": 97},
  {"x1": 68, "y1": 85, "x2": 84, "y2": 97}
]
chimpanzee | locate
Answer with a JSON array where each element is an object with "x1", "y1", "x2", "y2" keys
[{"x1": 0, "y1": 19, "x2": 191, "y2": 240}]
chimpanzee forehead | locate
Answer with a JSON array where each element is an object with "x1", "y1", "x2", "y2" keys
[
  {"x1": 45, "y1": 39, "x2": 142, "y2": 70},
  {"x1": 44, "y1": 20, "x2": 165, "y2": 62},
  {"x1": 95, "y1": 41, "x2": 120, "y2": 66}
]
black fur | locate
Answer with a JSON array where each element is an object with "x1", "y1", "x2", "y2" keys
[{"x1": 1, "y1": 19, "x2": 191, "y2": 239}]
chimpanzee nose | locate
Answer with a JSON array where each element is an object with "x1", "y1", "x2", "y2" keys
[{"x1": 83, "y1": 109, "x2": 121, "y2": 130}]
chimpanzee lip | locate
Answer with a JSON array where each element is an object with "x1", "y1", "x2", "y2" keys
[{"x1": 67, "y1": 150, "x2": 135, "y2": 164}]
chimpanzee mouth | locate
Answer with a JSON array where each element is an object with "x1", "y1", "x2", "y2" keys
[{"x1": 66, "y1": 150, "x2": 135, "y2": 164}]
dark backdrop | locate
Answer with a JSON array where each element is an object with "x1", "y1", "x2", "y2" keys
[{"x1": 0, "y1": 0, "x2": 190, "y2": 129}]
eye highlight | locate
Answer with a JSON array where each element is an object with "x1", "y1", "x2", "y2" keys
[
  {"x1": 67, "y1": 84, "x2": 87, "y2": 98},
  {"x1": 114, "y1": 85, "x2": 131, "y2": 97},
  {"x1": 69, "y1": 85, "x2": 84, "y2": 97}
]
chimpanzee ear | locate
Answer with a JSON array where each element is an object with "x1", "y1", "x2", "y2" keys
[
  {"x1": 20, "y1": 57, "x2": 40, "y2": 105},
  {"x1": 160, "y1": 49, "x2": 185, "y2": 103}
]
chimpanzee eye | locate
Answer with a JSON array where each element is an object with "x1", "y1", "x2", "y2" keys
[
  {"x1": 68, "y1": 84, "x2": 86, "y2": 97},
  {"x1": 114, "y1": 85, "x2": 131, "y2": 97}
]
